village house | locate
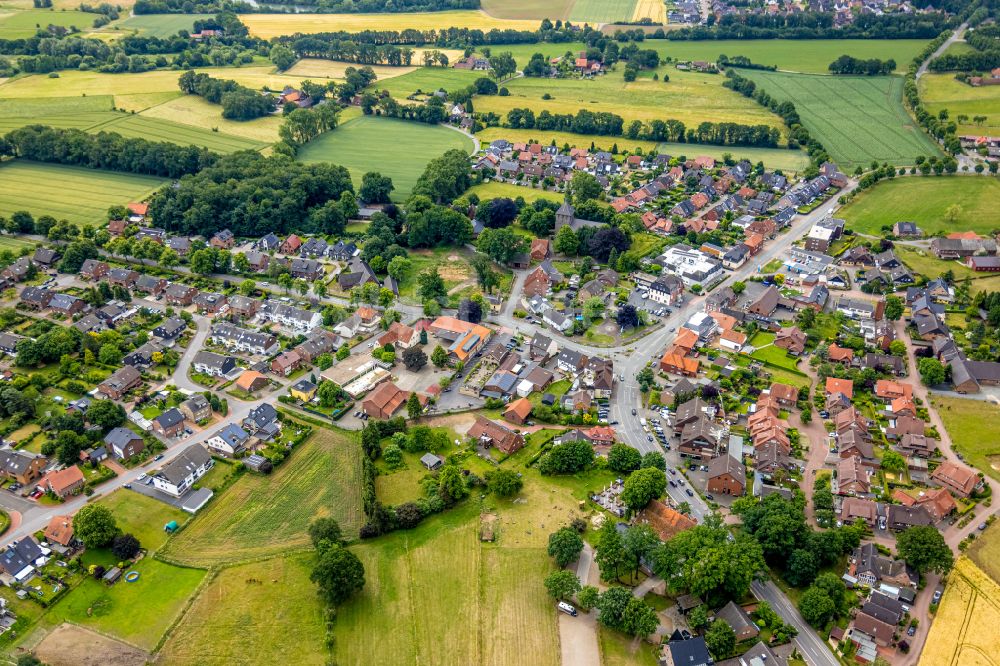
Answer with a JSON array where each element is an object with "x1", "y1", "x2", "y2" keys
[
  {"x1": 152, "y1": 408, "x2": 186, "y2": 439},
  {"x1": 179, "y1": 394, "x2": 212, "y2": 423},
  {"x1": 270, "y1": 350, "x2": 303, "y2": 377},
  {"x1": 164, "y1": 283, "x2": 198, "y2": 306},
  {"x1": 362, "y1": 381, "x2": 409, "y2": 419},
  {"x1": 207, "y1": 423, "x2": 250, "y2": 458},
  {"x1": 152, "y1": 445, "x2": 213, "y2": 497},
  {"x1": 931, "y1": 460, "x2": 981, "y2": 498},
  {"x1": 193, "y1": 351, "x2": 237, "y2": 378},
  {"x1": 467, "y1": 416, "x2": 525, "y2": 455},
  {"x1": 98, "y1": 366, "x2": 142, "y2": 400},
  {"x1": 211, "y1": 323, "x2": 278, "y2": 356},
  {"x1": 42, "y1": 466, "x2": 85, "y2": 499},
  {"x1": 153, "y1": 317, "x2": 186, "y2": 341},
  {"x1": 837, "y1": 456, "x2": 870, "y2": 496},
  {"x1": 193, "y1": 291, "x2": 228, "y2": 315},
  {"x1": 707, "y1": 455, "x2": 746, "y2": 496},
  {"x1": 0, "y1": 450, "x2": 46, "y2": 485},
  {"x1": 104, "y1": 427, "x2": 145, "y2": 460},
  {"x1": 210, "y1": 229, "x2": 235, "y2": 249},
  {"x1": 80, "y1": 259, "x2": 109, "y2": 280}
]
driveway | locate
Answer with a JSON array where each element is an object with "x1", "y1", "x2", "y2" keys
[{"x1": 559, "y1": 543, "x2": 600, "y2": 666}]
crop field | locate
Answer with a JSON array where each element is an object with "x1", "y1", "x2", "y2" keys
[
  {"x1": 240, "y1": 11, "x2": 541, "y2": 39},
  {"x1": 94, "y1": 114, "x2": 268, "y2": 153},
  {"x1": 740, "y1": 70, "x2": 941, "y2": 168},
  {"x1": 117, "y1": 13, "x2": 213, "y2": 38},
  {"x1": 158, "y1": 426, "x2": 364, "y2": 567},
  {"x1": 474, "y1": 66, "x2": 785, "y2": 136},
  {"x1": 931, "y1": 396, "x2": 1000, "y2": 483},
  {"x1": 159, "y1": 555, "x2": 329, "y2": 666},
  {"x1": 0, "y1": 161, "x2": 165, "y2": 226},
  {"x1": 569, "y1": 0, "x2": 638, "y2": 23},
  {"x1": 139, "y1": 95, "x2": 283, "y2": 143},
  {"x1": 335, "y1": 504, "x2": 560, "y2": 666},
  {"x1": 298, "y1": 116, "x2": 474, "y2": 199},
  {"x1": 657, "y1": 39, "x2": 926, "y2": 74},
  {"x1": 285, "y1": 57, "x2": 417, "y2": 81},
  {"x1": 631, "y1": 0, "x2": 665, "y2": 23},
  {"x1": 840, "y1": 177, "x2": 1000, "y2": 236},
  {"x1": 481, "y1": 0, "x2": 576, "y2": 20},
  {"x1": 919, "y1": 557, "x2": 1000, "y2": 666},
  {"x1": 0, "y1": 9, "x2": 93, "y2": 39},
  {"x1": 969, "y1": 524, "x2": 1000, "y2": 585},
  {"x1": 919, "y1": 73, "x2": 1000, "y2": 138}
]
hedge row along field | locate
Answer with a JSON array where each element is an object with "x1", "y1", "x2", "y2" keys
[{"x1": 741, "y1": 69, "x2": 942, "y2": 168}]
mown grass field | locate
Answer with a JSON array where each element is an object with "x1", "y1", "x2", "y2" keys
[
  {"x1": 481, "y1": 0, "x2": 575, "y2": 20},
  {"x1": 240, "y1": 11, "x2": 541, "y2": 39},
  {"x1": 0, "y1": 9, "x2": 93, "y2": 38},
  {"x1": 740, "y1": 70, "x2": 941, "y2": 168},
  {"x1": 117, "y1": 13, "x2": 213, "y2": 38},
  {"x1": 919, "y1": 72, "x2": 1000, "y2": 138},
  {"x1": 931, "y1": 396, "x2": 1000, "y2": 483},
  {"x1": 159, "y1": 555, "x2": 330, "y2": 666},
  {"x1": 569, "y1": 0, "x2": 638, "y2": 23},
  {"x1": 158, "y1": 426, "x2": 364, "y2": 567},
  {"x1": 373, "y1": 66, "x2": 482, "y2": 101},
  {"x1": 298, "y1": 116, "x2": 474, "y2": 199},
  {"x1": 840, "y1": 177, "x2": 1000, "y2": 236},
  {"x1": 466, "y1": 181, "x2": 563, "y2": 203},
  {"x1": 139, "y1": 94, "x2": 284, "y2": 143},
  {"x1": 919, "y1": 557, "x2": 1000, "y2": 666},
  {"x1": 285, "y1": 57, "x2": 419, "y2": 82},
  {"x1": 659, "y1": 39, "x2": 926, "y2": 73},
  {"x1": 94, "y1": 114, "x2": 268, "y2": 153},
  {"x1": 474, "y1": 66, "x2": 785, "y2": 137},
  {"x1": 0, "y1": 161, "x2": 165, "y2": 226},
  {"x1": 476, "y1": 125, "x2": 660, "y2": 153}
]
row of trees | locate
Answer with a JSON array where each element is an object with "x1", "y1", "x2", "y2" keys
[
  {"x1": 501, "y1": 107, "x2": 781, "y2": 147},
  {"x1": 904, "y1": 32, "x2": 963, "y2": 155},
  {"x1": 665, "y1": 11, "x2": 955, "y2": 41},
  {"x1": 828, "y1": 55, "x2": 897, "y2": 75},
  {"x1": 1, "y1": 125, "x2": 217, "y2": 179}
]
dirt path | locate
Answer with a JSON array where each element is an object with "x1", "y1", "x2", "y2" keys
[
  {"x1": 560, "y1": 544, "x2": 600, "y2": 666},
  {"x1": 797, "y1": 363, "x2": 830, "y2": 527}
]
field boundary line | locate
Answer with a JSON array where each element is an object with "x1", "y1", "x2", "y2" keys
[{"x1": 151, "y1": 566, "x2": 222, "y2": 655}]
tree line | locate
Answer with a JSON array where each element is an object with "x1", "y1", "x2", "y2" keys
[
  {"x1": 177, "y1": 70, "x2": 275, "y2": 120},
  {"x1": 361, "y1": 92, "x2": 450, "y2": 125},
  {"x1": 500, "y1": 107, "x2": 781, "y2": 147},
  {"x1": 827, "y1": 54, "x2": 896, "y2": 76},
  {"x1": 717, "y1": 54, "x2": 776, "y2": 71},
  {"x1": 929, "y1": 22, "x2": 1000, "y2": 71},
  {"x1": 0, "y1": 125, "x2": 217, "y2": 179},
  {"x1": 666, "y1": 11, "x2": 955, "y2": 41},
  {"x1": 904, "y1": 31, "x2": 962, "y2": 155}
]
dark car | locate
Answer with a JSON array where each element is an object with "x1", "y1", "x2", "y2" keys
[
  {"x1": 907, "y1": 625, "x2": 916, "y2": 637},
  {"x1": 685, "y1": 489, "x2": 694, "y2": 497},
  {"x1": 705, "y1": 494, "x2": 714, "y2": 501}
]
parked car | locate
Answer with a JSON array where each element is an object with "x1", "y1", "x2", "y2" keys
[
  {"x1": 907, "y1": 625, "x2": 916, "y2": 637},
  {"x1": 705, "y1": 494, "x2": 714, "y2": 501},
  {"x1": 138, "y1": 473, "x2": 147, "y2": 481},
  {"x1": 557, "y1": 602, "x2": 578, "y2": 617},
  {"x1": 154, "y1": 454, "x2": 164, "y2": 461},
  {"x1": 932, "y1": 589, "x2": 943, "y2": 604},
  {"x1": 685, "y1": 489, "x2": 694, "y2": 497}
]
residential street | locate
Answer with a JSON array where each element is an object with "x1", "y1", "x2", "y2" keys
[{"x1": 752, "y1": 580, "x2": 840, "y2": 666}]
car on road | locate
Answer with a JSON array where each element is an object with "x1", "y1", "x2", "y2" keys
[
  {"x1": 669, "y1": 480, "x2": 676, "y2": 487},
  {"x1": 123, "y1": 484, "x2": 131, "y2": 489},
  {"x1": 631, "y1": 408, "x2": 637, "y2": 416},
  {"x1": 819, "y1": 411, "x2": 829, "y2": 418},
  {"x1": 932, "y1": 589, "x2": 943, "y2": 604},
  {"x1": 980, "y1": 522, "x2": 988, "y2": 531},
  {"x1": 610, "y1": 421, "x2": 619, "y2": 425},
  {"x1": 154, "y1": 454, "x2": 164, "y2": 461},
  {"x1": 138, "y1": 473, "x2": 147, "y2": 481},
  {"x1": 907, "y1": 625, "x2": 916, "y2": 637},
  {"x1": 668, "y1": 468, "x2": 676, "y2": 475},
  {"x1": 685, "y1": 489, "x2": 694, "y2": 497},
  {"x1": 647, "y1": 436, "x2": 653, "y2": 442},
  {"x1": 669, "y1": 327, "x2": 676, "y2": 332}
]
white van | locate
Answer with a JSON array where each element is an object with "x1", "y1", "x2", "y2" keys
[{"x1": 557, "y1": 601, "x2": 578, "y2": 617}]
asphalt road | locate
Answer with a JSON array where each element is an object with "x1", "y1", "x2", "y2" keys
[{"x1": 752, "y1": 580, "x2": 839, "y2": 666}]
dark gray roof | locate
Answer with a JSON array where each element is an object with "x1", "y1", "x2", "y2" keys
[
  {"x1": 154, "y1": 407, "x2": 185, "y2": 429},
  {"x1": 156, "y1": 445, "x2": 211, "y2": 486},
  {"x1": 104, "y1": 427, "x2": 142, "y2": 449}
]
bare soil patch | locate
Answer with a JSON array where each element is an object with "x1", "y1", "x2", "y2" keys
[{"x1": 33, "y1": 624, "x2": 149, "y2": 666}]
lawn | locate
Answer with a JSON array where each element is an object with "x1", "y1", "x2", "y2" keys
[
  {"x1": 0, "y1": 236, "x2": 37, "y2": 253},
  {"x1": 481, "y1": 0, "x2": 575, "y2": 20},
  {"x1": 466, "y1": 181, "x2": 563, "y2": 203},
  {"x1": 749, "y1": 332, "x2": 805, "y2": 373},
  {"x1": 394, "y1": 247, "x2": 476, "y2": 302},
  {"x1": 931, "y1": 396, "x2": 1000, "y2": 483},
  {"x1": 0, "y1": 9, "x2": 93, "y2": 38},
  {"x1": 896, "y1": 245, "x2": 975, "y2": 282},
  {"x1": 240, "y1": 11, "x2": 540, "y2": 39},
  {"x1": 298, "y1": 116, "x2": 474, "y2": 199},
  {"x1": 840, "y1": 177, "x2": 1000, "y2": 236},
  {"x1": 919, "y1": 72, "x2": 1000, "y2": 138},
  {"x1": 96, "y1": 489, "x2": 188, "y2": 552},
  {"x1": 0, "y1": 161, "x2": 165, "y2": 227},
  {"x1": 158, "y1": 554, "x2": 330, "y2": 665},
  {"x1": 476, "y1": 125, "x2": 660, "y2": 153},
  {"x1": 475, "y1": 66, "x2": 786, "y2": 138},
  {"x1": 600, "y1": 626, "x2": 659, "y2": 666},
  {"x1": 569, "y1": 0, "x2": 638, "y2": 23},
  {"x1": 157, "y1": 425, "x2": 364, "y2": 567},
  {"x1": 740, "y1": 70, "x2": 942, "y2": 168},
  {"x1": 657, "y1": 39, "x2": 927, "y2": 74},
  {"x1": 117, "y1": 13, "x2": 213, "y2": 38}
]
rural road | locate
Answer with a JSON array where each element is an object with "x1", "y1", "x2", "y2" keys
[
  {"x1": 917, "y1": 22, "x2": 967, "y2": 80},
  {"x1": 752, "y1": 580, "x2": 839, "y2": 666},
  {"x1": 560, "y1": 544, "x2": 600, "y2": 666}
]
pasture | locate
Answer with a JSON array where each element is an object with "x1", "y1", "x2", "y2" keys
[
  {"x1": 94, "y1": 114, "x2": 268, "y2": 153},
  {"x1": 467, "y1": 181, "x2": 563, "y2": 203},
  {"x1": 474, "y1": 66, "x2": 786, "y2": 137},
  {"x1": 157, "y1": 425, "x2": 364, "y2": 567},
  {"x1": 159, "y1": 555, "x2": 330, "y2": 666},
  {"x1": 0, "y1": 161, "x2": 165, "y2": 227},
  {"x1": 139, "y1": 94, "x2": 283, "y2": 143},
  {"x1": 298, "y1": 116, "x2": 474, "y2": 199},
  {"x1": 372, "y1": 66, "x2": 481, "y2": 102},
  {"x1": 285, "y1": 57, "x2": 418, "y2": 81},
  {"x1": 840, "y1": 177, "x2": 1000, "y2": 236},
  {"x1": 931, "y1": 396, "x2": 1000, "y2": 483},
  {"x1": 969, "y1": 524, "x2": 1000, "y2": 585},
  {"x1": 919, "y1": 557, "x2": 1000, "y2": 666},
  {"x1": 919, "y1": 73, "x2": 1000, "y2": 138},
  {"x1": 240, "y1": 11, "x2": 541, "y2": 39},
  {"x1": 0, "y1": 9, "x2": 93, "y2": 39},
  {"x1": 569, "y1": 0, "x2": 638, "y2": 24},
  {"x1": 740, "y1": 69, "x2": 942, "y2": 168},
  {"x1": 117, "y1": 13, "x2": 213, "y2": 38},
  {"x1": 476, "y1": 125, "x2": 659, "y2": 153}
]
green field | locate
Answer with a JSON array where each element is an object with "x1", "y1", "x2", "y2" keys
[
  {"x1": 0, "y1": 9, "x2": 93, "y2": 38},
  {"x1": 968, "y1": 522, "x2": 1000, "y2": 585},
  {"x1": 0, "y1": 161, "x2": 165, "y2": 226},
  {"x1": 932, "y1": 396, "x2": 1000, "y2": 483},
  {"x1": 159, "y1": 555, "x2": 330, "y2": 665},
  {"x1": 372, "y1": 66, "x2": 482, "y2": 101},
  {"x1": 741, "y1": 70, "x2": 941, "y2": 168},
  {"x1": 298, "y1": 116, "x2": 474, "y2": 199},
  {"x1": 117, "y1": 13, "x2": 213, "y2": 38},
  {"x1": 919, "y1": 73, "x2": 1000, "y2": 138},
  {"x1": 158, "y1": 426, "x2": 364, "y2": 567},
  {"x1": 474, "y1": 65, "x2": 785, "y2": 138},
  {"x1": 466, "y1": 181, "x2": 563, "y2": 203},
  {"x1": 569, "y1": 0, "x2": 638, "y2": 23},
  {"x1": 93, "y1": 114, "x2": 268, "y2": 153},
  {"x1": 840, "y1": 176, "x2": 1000, "y2": 235}
]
